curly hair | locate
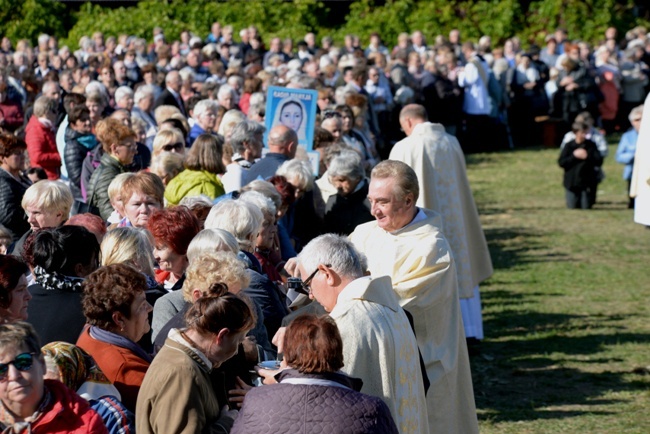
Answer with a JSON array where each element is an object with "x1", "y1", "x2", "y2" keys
[
  {"x1": 147, "y1": 206, "x2": 200, "y2": 255},
  {"x1": 183, "y1": 251, "x2": 249, "y2": 303},
  {"x1": 0, "y1": 134, "x2": 26, "y2": 158},
  {"x1": 82, "y1": 263, "x2": 147, "y2": 331},
  {"x1": 95, "y1": 117, "x2": 136, "y2": 153}
]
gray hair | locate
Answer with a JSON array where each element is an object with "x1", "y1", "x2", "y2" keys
[
  {"x1": 114, "y1": 86, "x2": 134, "y2": 104},
  {"x1": 249, "y1": 92, "x2": 265, "y2": 106},
  {"x1": 241, "y1": 180, "x2": 281, "y2": 211},
  {"x1": 134, "y1": 85, "x2": 155, "y2": 104},
  {"x1": 629, "y1": 104, "x2": 644, "y2": 123},
  {"x1": 328, "y1": 149, "x2": 364, "y2": 181},
  {"x1": 276, "y1": 159, "x2": 314, "y2": 192},
  {"x1": 240, "y1": 190, "x2": 276, "y2": 217},
  {"x1": 217, "y1": 83, "x2": 235, "y2": 100},
  {"x1": 298, "y1": 234, "x2": 365, "y2": 280},
  {"x1": 229, "y1": 120, "x2": 266, "y2": 154},
  {"x1": 193, "y1": 98, "x2": 219, "y2": 119},
  {"x1": 204, "y1": 199, "x2": 263, "y2": 251},
  {"x1": 179, "y1": 67, "x2": 195, "y2": 83},
  {"x1": 33, "y1": 96, "x2": 57, "y2": 117},
  {"x1": 186, "y1": 228, "x2": 239, "y2": 263}
]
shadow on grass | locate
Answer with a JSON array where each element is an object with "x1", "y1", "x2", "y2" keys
[
  {"x1": 472, "y1": 306, "x2": 650, "y2": 423},
  {"x1": 483, "y1": 226, "x2": 570, "y2": 270}
]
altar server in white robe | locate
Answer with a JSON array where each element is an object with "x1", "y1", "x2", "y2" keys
[
  {"x1": 389, "y1": 103, "x2": 493, "y2": 341},
  {"x1": 350, "y1": 160, "x2": 479, "y2": 434}
]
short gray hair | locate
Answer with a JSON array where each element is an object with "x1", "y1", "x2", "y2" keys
[
  {"x1": 629, "y1": 104, "x2": 644, "y2": 123},
  {"x1": 298, "y1": 234, "x2": 364, "y2": 280},
  {"x1": 186, "y1": 228, "x2": 239, "y2": 263},
  {"x1": 328, "y1": 149, "x2": 364, "y2": 181},
  {"x1": 204, "y1": 199, "x2": 263, "y2": 251},
  {"x1": 114, "y1": 86, "x2": 134, "y2": 104},
  {"x1": 193, "y1": 99, "x2": 219, "y2": 119},
  {"x1": 134, "y1": 85, "x2": 155, "y2": 104},
  {"x1": 229, "y1": 120, "x2": 265, "y2": 154},
  {"x1": 240, "y1": 190, "x2": 276, "y2": 217},
  {"x1": 217, "y1": 83, "x2": 235, "y2": 100},
  {"x1": 33, "y1": 96, "x2": 58, "y2": 117},
  {"x1": 276, "y1": 159, "x2": 314, "y2": 192}
]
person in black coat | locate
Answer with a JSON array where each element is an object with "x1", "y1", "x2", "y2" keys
[
  {"x1": 0, "y1": 135, "x2": 31, "y2": 243},
  {"x1": 26, "y1": 225, "x2": 100, "y2": 345},
  {"x1": 558, "y1": 121, "x2": 603, "y2": 209},
  {"x1": 323, "y1": 150, "x2": 373, "y2": 235},
  {"x1": 153, "y1": 71, "x2": 186, "y2": 116},
  {"x1": 64, "y1": 105, "x2": 97, "y2": 204}
]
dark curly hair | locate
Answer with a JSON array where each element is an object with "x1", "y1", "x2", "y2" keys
[
  {"x1": 0, "y1": 255, "x2": 29, "y2": 309},
  {"x1": 0, "y1": 134, "x2": 26, "y2": 158},
  {"x1": 82, "y1": 263, "x2": 147, "y2": 331}
]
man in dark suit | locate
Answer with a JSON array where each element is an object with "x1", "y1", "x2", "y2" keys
[{"x1": 153, "y1": 70, "x2": 186, "y2": 116}]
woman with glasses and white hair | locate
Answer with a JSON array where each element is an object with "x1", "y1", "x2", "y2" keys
[
  {"x1": 188, "y1": 99, "x2": 219, "y2": 146},
  {"x1": 616, "y1": 104, "x2": 643, "y2": 208},
  {"x1": 221, "y1": 119, "x2": 265, "y2": 193},
  {"x1": 0, "y1": 322, "x2": 108, "y2": 433},
  {"x1": 132, "y1": 85, "x2": 157, "y2": 138}
]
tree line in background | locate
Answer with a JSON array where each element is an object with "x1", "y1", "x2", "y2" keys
[{"x1": 1, "y1": 0, "x2": 649, "y2": 49}]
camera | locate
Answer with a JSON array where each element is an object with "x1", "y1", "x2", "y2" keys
[{"x1": 286, "y1": 277, "x2": 308, "y2": 295}]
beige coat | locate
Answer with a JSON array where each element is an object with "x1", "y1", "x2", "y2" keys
[
  {"x1": 390, "y1": 122, "x2": 493, "y2": 298},
  {"x1": 350, "y1": 210, "x2": 479, "y2": 434},
  {"x1": 330, "y1": 275, "x2": 430, "y2": 434}
]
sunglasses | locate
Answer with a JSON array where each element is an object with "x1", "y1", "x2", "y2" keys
[
  {"x1": 323, "y1": 110, "x2": 342, "y2": 119},
  {"x1": 0, "y1": 352, "x2": 36, "y2": 381},
  {"x1": 163, "y1": 142, "x2": 185, "y2": 151}
]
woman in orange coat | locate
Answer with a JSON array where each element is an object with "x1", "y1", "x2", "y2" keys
[{"x1": 77, "y1": 263, "x2": 153, "y2": 412}]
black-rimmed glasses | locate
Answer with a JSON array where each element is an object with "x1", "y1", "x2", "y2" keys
[
  {"x1": 293, "y1": 264, "x2": 331, "y2": 296},
  {"x1": 323, "y1": 110, "x2": 342, "y2": 119}
]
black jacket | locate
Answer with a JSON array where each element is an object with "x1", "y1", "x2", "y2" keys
[
  {"x1": 559, "y1": 139, "x2": 603, "y2": 190},
  {"x1": 324, "y1": 179, "x2": 373, "y2": 236},
  {"x1": 0, "y1": 168, "x2": 31, "y2": 242},
  {"x1": 27, "y1": 282, "x2": 86, "y2": 345},
  {"x1": 64, "y1": 126, "x2": 98, "y2": 201},
  {"x1": 87, "y1": 152, "x2": 129, "y2": 220}
]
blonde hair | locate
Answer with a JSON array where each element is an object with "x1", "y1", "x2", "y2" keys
[
  {"x1": 21, "y1": 180, "x2": 73, "y2": 217},
  {"x1": 182, "y1": 251, "x2": 249, "y2": 302},
  {"x1": 100, "y1": 227, "x2": 155, "y2": 277},
  {"x1": 154, "y1": 105, "x2": 181, "y2": 125},
  {"x1": 217, "y1": 109, "x2": 246, "y2": 137},
  {"x1": 150, "y1": 151, "x2": 185, "y2": 184},
  {"x1": 107, "y1": 172, "x2": 135, "y2": 202},
  {"x1": 152, "y1": 128, "x2": 185, "y2": 157}
]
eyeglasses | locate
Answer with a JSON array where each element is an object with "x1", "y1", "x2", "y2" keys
[
  {"x1": 163, "y1": 142, "x2": 185, "y2": 151},
  {"x1": 632, "y1": 118, "x2": 642, "y2": 122},
  {"x1": 0, "y1": 352, "x2": 36, "y2": 381},
  {"x1": 298, "y1": 263, "x2": 331, "y2": 295},
  {"x1": 323, "y1": 110, "x2": 342, "y2": 119}
]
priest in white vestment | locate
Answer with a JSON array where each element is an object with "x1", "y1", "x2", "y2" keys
[
  {"x1": 296, "y1": 234, "x2": 430, "y2": 434},
  {"x1": 630, "y1": 93, "x2": 650, "y2": 226},
  {"x1": 349, "y1": 160, "x2": 479, "y2": 434},
  {"x1": 389, "y1": 104, "x2": 493, "y2": 341}
]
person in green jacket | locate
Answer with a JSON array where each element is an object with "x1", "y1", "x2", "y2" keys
[{"x1": 165, "y1": 134, "x2": 226, "y2": 205}]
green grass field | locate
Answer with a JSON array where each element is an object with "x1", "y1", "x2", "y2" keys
[{"x1": 466, "y1": 142, "x2": 650, "y2": 433}]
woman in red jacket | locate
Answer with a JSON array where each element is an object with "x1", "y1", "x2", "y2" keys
[
  {"x1": 0, "y1": 321, "x2": 108, "y2": 433},
  {"x1": 25, "y1": 96, "x2": 60, "y2": 180}
]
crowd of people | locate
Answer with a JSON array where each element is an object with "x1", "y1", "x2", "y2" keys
[{"x1": 0, "y1": 19, "x2": 648, "y2": 433}]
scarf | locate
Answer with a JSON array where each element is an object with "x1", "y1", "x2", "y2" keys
[
  {"x1": 89, "y1": 325, "x2": 152, "y2": 363},
  {"x1": 77, "y1": 134, "x2": 97, "y2": 150},
  {"x1": 32, "y1": 266, "x2": 83, "y2": 293},
  {"x1": 0, "y1": 386, "x2": 52, "y2": 434}
]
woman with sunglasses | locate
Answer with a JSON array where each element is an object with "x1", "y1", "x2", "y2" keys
[
  {"x1": 151, "y1": 128, "x2": 186, "y2": 159},
  {"x1": 164, "y1": 134, "x2": 226, "y2": 205},
  {"x1": 86, "y1": 118, "x2": 138, "y2": 220},
  {"x1": 0, "y1": 322, "x2": 108, "y2": 433}
]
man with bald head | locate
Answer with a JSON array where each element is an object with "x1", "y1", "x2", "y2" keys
[
  {"x1": 390, "y1": 103, "x2": 493, "y2": 349},
  {"x1": 153, "y1": 70, "x2": 186, "y2": 116},
  {"x1": 244, "y1": 124, "x2": 298, "y2": 184}
]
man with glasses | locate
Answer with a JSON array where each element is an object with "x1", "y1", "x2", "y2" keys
[
  {"x1": 349, "y1": 160, "x2": 479, "y2": 434},
  {"x1": 288, "y1": 233, "x2": 429, "y2": 434}
]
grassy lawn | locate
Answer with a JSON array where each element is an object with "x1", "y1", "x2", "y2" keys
[{"x1": 466, "y1": 142, "x2": 650, "y2": 433}]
